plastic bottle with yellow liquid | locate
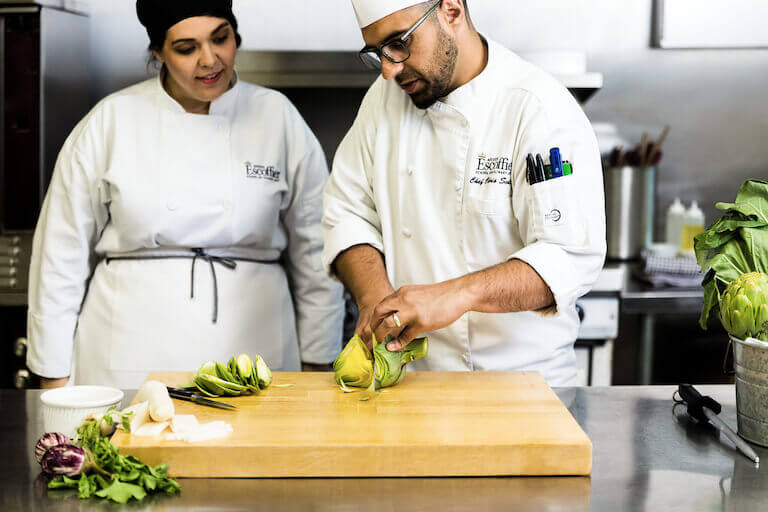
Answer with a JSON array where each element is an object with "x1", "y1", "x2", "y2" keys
[{"x1": 680, "y1": 200, "x2": 705, "y2": 252}]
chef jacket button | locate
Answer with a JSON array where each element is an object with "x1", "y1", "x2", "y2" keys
[
  {"x1": 407, "y1": 168, "x2": 414, "y2": 176},
  {"x1": 455, "y1": 182, "x2": 463, "y2": 191},
  {"x1": 402, "y1": 228, "x2": 412, "y2": 238},
  {"x1": 166, "y1": 200, "x2": 179, "y2": 211},
  {"x1": 221, "y1": 200, "x2": 232, "y2": 210}
]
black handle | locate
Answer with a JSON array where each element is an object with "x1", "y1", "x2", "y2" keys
[{"x1": 678, "y1": 383, "x2": 722, "y2": 423}]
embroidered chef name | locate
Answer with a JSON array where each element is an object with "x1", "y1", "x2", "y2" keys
[
  {"x1": 470, "y1": 154, "x2": 512, "y2": 186},
  {"x1": 245, "y1": 162, "x2": 281, "y2": 182}
]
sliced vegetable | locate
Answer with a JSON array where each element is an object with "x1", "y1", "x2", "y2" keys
[
  {"x1": 35, "y1": 432, "x2": 71, "y2": 464},
  {"x1": 254, "y1": 355, "x2": 273, "y2": 388},
  {"x1": 135, "y1": 380, "x2": 175, "y2": 422},
  {"x1": 119, "y1": 401, "x2": 149, "y2": 434},
  {"x1": 191, "y1": 353, "x2": 273, "y2": 397},
  {"x1": 235, "y1": 354, "x2": 254, "y2": 384}
]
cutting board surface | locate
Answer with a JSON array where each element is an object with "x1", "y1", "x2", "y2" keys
[{"x1": 111, "y1": 371, "x2": 591, "y2": 477}]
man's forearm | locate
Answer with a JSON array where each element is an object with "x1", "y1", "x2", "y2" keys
[
  {"x1": 458, "y1": 259, "x2": 554, "y2": 314},
  {"x1": 333, "y1": 244, "x2": 392, "y2": 305}
]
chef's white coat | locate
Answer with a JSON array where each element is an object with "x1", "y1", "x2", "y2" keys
[
  {"x1": 323, "y1": 39, "x2": 606, "y2": 386},
  {"x1": 27, "y1": 73, "x2": 344, "y2": 388}
]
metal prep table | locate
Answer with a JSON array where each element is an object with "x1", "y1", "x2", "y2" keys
[{"x1": 1, "y1": 385, "x2": 765, "y2": 511}]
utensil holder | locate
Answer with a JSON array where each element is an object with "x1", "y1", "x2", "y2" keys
[
  {"x1": 604, "y1": 165, "x2": 656, "y2": 260},
  {"x1": 732, "y1": 335, "x2": 768, "y2": 447}
]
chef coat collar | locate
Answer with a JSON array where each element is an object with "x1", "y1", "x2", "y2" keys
[
  {"x1": 434, "y1": 36, "x2": 498, "y2": 112},
  {"x1": 155, "y1": 67, "x2": 240, "y2": 117}
]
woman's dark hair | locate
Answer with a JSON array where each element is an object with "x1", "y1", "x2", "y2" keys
[{"x1": 148, "y1": 18, "x2": 242, "y2": 53}]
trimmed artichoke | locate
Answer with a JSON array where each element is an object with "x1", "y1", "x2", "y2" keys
[
  {"x1": 192, "y1": 354, "x2": 273, "y2": 397},
  {"x1": 720, "y1": 272, "x2": 768, "y2": 341},
  {"x1": 333, "y1": 334, "x2": 428, "y2": 390},
  {"x1": 333, "y1": 335, "x2": 373, "y2": 389}
]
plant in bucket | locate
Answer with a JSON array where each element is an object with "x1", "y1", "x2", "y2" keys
[{"x1": 695, "y1": 179, "x2": 768, "y2": 446}]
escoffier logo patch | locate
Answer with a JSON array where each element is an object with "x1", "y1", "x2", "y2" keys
[{"x1": 245, "y1": 162, "x2": 280, "y2": 182}]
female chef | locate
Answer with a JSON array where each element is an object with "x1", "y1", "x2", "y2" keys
[{"x1": 27, "y1": 0, "x2": 344, "y2": 389}]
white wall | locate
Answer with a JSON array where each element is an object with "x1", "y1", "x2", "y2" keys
[
  {"x1": 233, "y1": 0, "x2": 651, "y2": 52},
  {"x1": 88, "y1": 1, "x2": 152, "y2": 101}
]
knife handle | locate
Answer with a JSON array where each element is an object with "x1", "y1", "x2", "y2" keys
[{"x1": 678, "y1": 383, "x2": 722, "y2": 423}]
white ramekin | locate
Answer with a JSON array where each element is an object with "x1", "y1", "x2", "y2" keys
[{"x1": 40, "y1": 386, "x2": 124, "y2": 438}]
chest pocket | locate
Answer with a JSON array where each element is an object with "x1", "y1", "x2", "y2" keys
[
  {"x1": 463, "y1": 192, "x2": 518, "y2": 271},
  {"x1": 527, "y1": 174, "x2": 582, "y2": 247}
]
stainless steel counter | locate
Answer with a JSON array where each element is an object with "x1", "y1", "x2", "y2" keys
[{"x1": 2, "y1": 385, "x2": 765, "y2": 511}]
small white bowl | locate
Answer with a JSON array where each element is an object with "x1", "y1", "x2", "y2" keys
[{"x1": 40, "y1": 386, "x2": 124, "y2": 438}]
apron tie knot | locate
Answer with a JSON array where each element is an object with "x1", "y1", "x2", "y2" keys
[{"x1": 190, "y1": 248, "x2": 238, "y2": 324}]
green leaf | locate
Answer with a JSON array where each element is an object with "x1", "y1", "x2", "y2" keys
[
  {"x1": 77, "y1": 473, "x2": 94, "y2": 500},
  {"x1": 121, "y1": 411, "x2": 133, "y2": 433},
  {"x1": 715, "y1": 179, "x2": 768, "y2": 224},
  {"x1": 93, "y1": 473, "x2": 110, "y2": 489},
  {"x1": 94, "y1": 480, "x2": 147, "y2": 504},
  {"x1": 118, "y1": 468, "x2": 141, "y2": 482},
  {"x1": 140, "y1": 473, "x2": 158, "y2": 492},
  {"x1": 149, "y1": 464, "x2": 169, "y2": 478},
  {"x1": 740, "y1": 227, "x2": 768, "y2": 274},
  {"x1": 48, "y1": 475, "x2": 79, "y2": 490}
]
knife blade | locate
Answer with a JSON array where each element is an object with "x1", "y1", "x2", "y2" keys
[{"x1": 168, "y1": 389, "x2": 237, "y2": 410}]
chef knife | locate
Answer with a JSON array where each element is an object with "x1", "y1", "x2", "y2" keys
[
  {"x1": 167, "y1": 387, "x2": 237, "y2": 410},
  {"x1": 677, "y1": 384, "x2": 759, "y2": 464}
]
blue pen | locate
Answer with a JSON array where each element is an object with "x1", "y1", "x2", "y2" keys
[{"x1": 549, "y1": 147, "x2": 563, "y2": 179}]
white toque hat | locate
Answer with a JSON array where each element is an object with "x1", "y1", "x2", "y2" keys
[{"x1": 351, "y1": 0, "x2": 426, "y2": 29}]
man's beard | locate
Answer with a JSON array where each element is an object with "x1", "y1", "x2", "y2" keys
[{"x1": 407, "y1": 27, "x2": 458, "y2": 109}]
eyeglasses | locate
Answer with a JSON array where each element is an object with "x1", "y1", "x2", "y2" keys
[{"x1": 358, "y1": 0, "x2": 442, "y2": 71}]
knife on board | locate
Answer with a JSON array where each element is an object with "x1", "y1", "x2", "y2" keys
[{"x1": 167, "y1": 386, "x2": 237, "y2": 410}]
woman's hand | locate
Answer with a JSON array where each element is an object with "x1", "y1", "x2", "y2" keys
[{"x1": 41, "y1": 377, "x2": 70, "y2": 389}]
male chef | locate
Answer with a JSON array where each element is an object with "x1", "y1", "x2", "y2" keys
[{"x1": 322, "y1": 0, "x2": 606, "y2": 385}]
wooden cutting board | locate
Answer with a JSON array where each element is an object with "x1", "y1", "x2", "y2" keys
[{"x1": 111, "y1": 371, "x2": 591, "y2": 477}]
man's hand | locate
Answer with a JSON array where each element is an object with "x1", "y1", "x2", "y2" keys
[
  {"x1": 371, "y1": 280, "x2": 471, "y2": 352},
  {"x1": 355, "y1": 291, "x2": 396, "y2": 348},
  {"x1": 41, "y1": 377, "x2": 70, "y2": 389},
  {"x1": 332, "y1": 244, "x2": 396, "y2": 348}
]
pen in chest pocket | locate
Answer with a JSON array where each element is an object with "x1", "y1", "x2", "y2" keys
[{"x1": 526, "y1": 150, "x2": 574, "y2": 185}]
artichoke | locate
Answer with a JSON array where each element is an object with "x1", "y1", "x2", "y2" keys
[
  {"x1": 333, "y1": 335, "x2": 373, "y2": 390},
  {"x1": 333, "y1": 334, "x2": 428, "y2": 391},
  {"x1": 720, "y1": 272, "x2": 768, "y2": 341},
  {"x1": 191, "y1": 354, "x2": 273, "y2": 397}
]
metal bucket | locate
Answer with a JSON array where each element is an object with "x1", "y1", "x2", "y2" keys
[
  {"x1": 603, "y1": 166, "x2": 656, "y2": 260},
  {"x1": 732, "y1": 335, "x2": 768, "y2": 447}
]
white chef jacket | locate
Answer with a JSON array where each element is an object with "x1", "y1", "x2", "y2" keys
[
  {"x1": 27, "y1": 73, "x2": 344, "y2": 388},
  {"x1": 323, "y1": 39, "x2": 606, "y2": 386}
]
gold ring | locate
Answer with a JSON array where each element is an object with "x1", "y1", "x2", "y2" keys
[{"x1": 392, "y1": 313, "x2": 402, "y2": 328}]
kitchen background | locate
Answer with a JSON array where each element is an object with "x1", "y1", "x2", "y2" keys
[{"x1": 2, "y1": 0, "x2": 766, "y2": 387}]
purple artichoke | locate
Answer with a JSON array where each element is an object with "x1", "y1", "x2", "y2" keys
[
  {"x1": 40, "y1": 444, "x2": 86, "y2": 477},
  {"x1": 34, "y1": 433, "x2": 71, "y2": 464}
]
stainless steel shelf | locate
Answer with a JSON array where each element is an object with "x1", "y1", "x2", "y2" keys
[{"x1": 235, "y1": 51, "x2": 603, "y2": 102}]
